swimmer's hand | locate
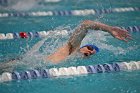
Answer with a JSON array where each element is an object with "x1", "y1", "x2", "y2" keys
[{"x1": 109, "y1": 27, "x2": 132, "y2": 42}]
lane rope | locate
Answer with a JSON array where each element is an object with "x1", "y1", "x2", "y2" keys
[
  {"x1": 0, "y1": 7, "x2": 139, "y2": 17},
  {"x1": 0, "y1": 30, "x2": 69, "y2": 40},
  {"x1": 0, "y1": 61, "x2": 140, "y2": 83},
  {"x1": 0, "y1": 25, "x2": 139, "y2": 40}
]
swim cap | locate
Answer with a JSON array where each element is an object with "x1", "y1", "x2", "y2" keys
[{"x1": 80, "y1": 44, "x2": 99, "y2": 53}]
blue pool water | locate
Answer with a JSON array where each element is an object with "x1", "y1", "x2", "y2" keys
[{"x1": 0, "y1": 0, "x2": 140, "y2": 93}]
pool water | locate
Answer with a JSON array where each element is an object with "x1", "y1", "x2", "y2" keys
[{"x1": 0, "y1": 0, "x2": 140, "y2": 93}]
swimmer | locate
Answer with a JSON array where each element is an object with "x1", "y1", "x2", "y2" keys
[
  {"x1": 46, "y1": 20, "x2": 132, "y2": 63},
  {"x1": 0, "y1": 20, "x2": 132, "y2": 67}
]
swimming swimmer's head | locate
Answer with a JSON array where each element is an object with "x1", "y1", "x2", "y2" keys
[{"x1": 79, "y1": 44, "x2": 99, "y2": 57}]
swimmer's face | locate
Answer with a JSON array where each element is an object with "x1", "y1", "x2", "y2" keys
[{"x1": 79, "y1": 46, "x2": 96, "y2": 57}]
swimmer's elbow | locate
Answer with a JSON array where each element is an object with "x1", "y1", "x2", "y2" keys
[
  {"x1": 80, "y1": 20, "x2": 98, "y2": 29},
  {"x1": 81, "y1": 20, "x2": 93, "y2": 25}
]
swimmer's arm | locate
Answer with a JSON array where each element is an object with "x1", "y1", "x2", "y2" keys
[
  {"x1": 68, "y1": 20, "x2": 131, "y2": 53},
  {"x1": 80, "y1": 20, "x2": 131, "y2": 41}
]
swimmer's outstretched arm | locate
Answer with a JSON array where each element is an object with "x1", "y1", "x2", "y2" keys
[
  {"x1": 68, "y1": 20, "x2": 132, "y2": 53},
  {"x1": 82, "y1": 20, "x2": 131, "y2": 41}
]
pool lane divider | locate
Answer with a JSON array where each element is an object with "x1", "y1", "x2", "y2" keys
[
  {"x1": 0, "y1": 7, "x2": 139, "y2": 17},
  {"x1": 0, "y1": 30, "x2": 69, "y2": 40},
  {"x1": 0, "y1": 61, "x2": 140, "y2": 83},
  {"x1": 0, "y1": 25, "x2": 139, "y2": 40}
]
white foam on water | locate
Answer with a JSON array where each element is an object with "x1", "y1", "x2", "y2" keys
[
  {"x1": 11, "y1": 0, "x2": 38, "y2": 11},
  {"x1": 0, "y1": 0, "x2": 39, "y2": 11},
  {"x1": 18, "y1": 28, "x2": 70, "y2": 68}
]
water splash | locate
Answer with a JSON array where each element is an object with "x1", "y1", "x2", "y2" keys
[
  {"x1": 18, "y1": 29, "x2": 70, "y2": 68},
  {"x1": 0, "y1": 0, "x2": 39, "y2": 11},
  {"x1": 11, "y1": 0, "x2": 38, "y2": 11}
]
